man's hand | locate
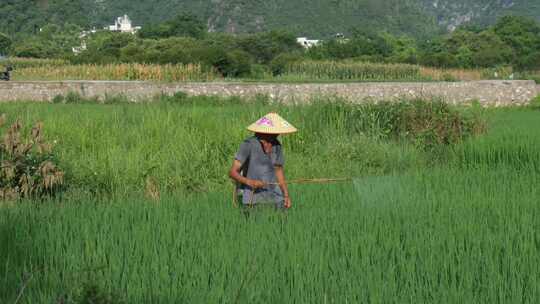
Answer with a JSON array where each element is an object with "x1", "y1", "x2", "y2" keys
[
  {"x1": 284, "y1": 196, "x2": 292, "y2": 209},
  {"x1": 246, "y1": 179, "x2": 266, "y2": 189}
]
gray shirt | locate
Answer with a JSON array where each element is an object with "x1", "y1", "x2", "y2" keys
[{"x1": 235, "y1": 136, "x2": 284, "y2": 206}]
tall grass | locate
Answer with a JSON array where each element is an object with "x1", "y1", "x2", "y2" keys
[
  {"x1": 12, "y1": 63, "x2": 220, "y2": 82},
  {"x1": 0, "y1": 96, "x2": 486, "y2": 196},
  {"x1": 0, "y1": 97, "x2": 441, "y2": 196}
]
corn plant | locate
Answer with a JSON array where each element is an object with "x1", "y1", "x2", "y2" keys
[
  {"x1": 281, "y1": 60, "x2": 423, "y2": 81},
  {"x1": 12, "y1": 63, "x2": 220, "y2": 82}
]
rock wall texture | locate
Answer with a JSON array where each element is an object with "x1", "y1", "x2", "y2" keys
[{"x1": 0, "y1": 80, "x2": 538, "y2": 106}]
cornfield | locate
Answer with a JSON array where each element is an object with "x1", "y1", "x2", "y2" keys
[
  {"x1": 12, "y1": 63, "x2": 220, "y2": 82},
  {"x1": 280, "y1": 61, "x2": 423, "y2": 81},
  {"x1": 5, "y1": 57, "x2": 523, "y2": 82}
]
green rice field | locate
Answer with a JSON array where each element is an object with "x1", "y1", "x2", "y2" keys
[{"x1": 1, "y1": 97, "x2": 539, "y2": 303}]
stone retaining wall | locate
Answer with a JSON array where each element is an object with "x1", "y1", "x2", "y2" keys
[{"x1": 0, "y1": 80, "x2": 538, "y2": 106}]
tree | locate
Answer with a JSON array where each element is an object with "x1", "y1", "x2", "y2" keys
[
  {"x1": 518, "y1": 51, "x2": 540, "y2": 70},
  {"x1": 493, "y1": 16, "x2": 540, "y2": 69},
  {"x1": 456, "y1": 46, "x2": 473, "y2": 68},
  {"x1": 236, "y1": 30, "x2": 301, "y2": 64},
  {"x1": 270, "y1": 53, "x2": 302, "y2": 76},
  {"x1": 138, "y1": 13, "x2": 207, "y2": 39},
  {"x1": 0, "y1": 32, "x2": 11, "y2": 55},
  {"x1": 73, "y1": 31, "x2": 135, "y2": 64},
  {"x1": 381, "y1": 33, "x2": 418, "y2": 63},
  {"x1": 470, "y1": 31, "x2": 513, "y2": 67},
  {"x1": 12, "y1": 38, "x2": 56, "y2": 58}
]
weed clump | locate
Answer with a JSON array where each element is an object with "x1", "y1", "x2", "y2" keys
[
  {"x1": 157, "y1": 91, "x2": 188, "y2": 103},
  {"x1": 309, "y1": 99, "x2": 486, "y2": 150},
  {"x1": 530, "y1": 95, "x2": 540, "y2": 110},
  {"x1": 0, "y1": 116, "x2": 64, "y2": 200},
  {"x1": 58, "y1": 280, "x2": 126, "y2": 304},
  {"x1": 52, "y1": 91, "x2": 90, "y2": 104},
  {"x1": 385, "y1": 99, "x2": 486, "y2": 149},
  {"x1": 52, "y1": 92, "x2": 125, "y2": 104}
]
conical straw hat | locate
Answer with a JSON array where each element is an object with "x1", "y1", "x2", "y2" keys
[{"x1": 247, "y1": 113, "x2": 298, "y2": 135}]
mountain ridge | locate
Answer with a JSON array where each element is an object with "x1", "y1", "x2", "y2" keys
[{"x1": 0, "y1": 0, "x2": 539, "y2": 37}]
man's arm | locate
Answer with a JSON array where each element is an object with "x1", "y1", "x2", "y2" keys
[
  {"x1": 229, "y1": 160, "x2": 265, "y2": 189},
  {"x1": 274, "y1": 165, "x2": 291, "y2": 208}
]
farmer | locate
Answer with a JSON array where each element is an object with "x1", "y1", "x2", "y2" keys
[{"x1": 229, "y1": 112, "x2": 297, "y2": 209}]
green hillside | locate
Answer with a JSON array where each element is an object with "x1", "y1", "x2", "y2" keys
[{"x1": 0, "y1": 0, "x2": 539, "y2": 37}]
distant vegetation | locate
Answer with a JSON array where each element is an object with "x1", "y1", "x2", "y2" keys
[{"x1": 1, "y1": 14, "x2": 539, "y2": 81}]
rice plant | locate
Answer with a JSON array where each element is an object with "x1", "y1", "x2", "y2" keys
[
  {"x1": 0, "y1": 98, "x2": 538, "y2": 303},
  {"x1": 1, "y1": 165, "x2": 539, "y2": 303}
]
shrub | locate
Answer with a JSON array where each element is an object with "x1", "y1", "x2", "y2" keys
[
  {"x1": 201, "y1": 48, "x2": 253, "y2": 78},
  {"x1": 386, "y1": 100, "x2": 486, "y2": 149},
  {"x1": 0, "y1": 32, "x2": 11, "y2": 55},
  {"x1": 270, "y1": 53, "x2": 302, "y2": 76},
  {"x1": 52, "y1": 92, "x2": 100, "y2": 104},
  {"x1": 222, "y1": 50, "x2": 252, "y2": 78},
  {"x1": 324, "y1": 100, "x2": 485, "y2": 149},
  {"x1": 530, "y1": 95, "x2": 540, "y2": 110},
  {"x1": 0, "y1": 116, "x2": 64, "y2": 200},
  {"x1": 249, "y1": 64, "x2": 271, "y2": 79},
  {"x1": 157, "y1": 91, "x2": 189, "y2": 103},
  {"x1": 298, "y1": 99, "x2": 485, "y2": 150}
]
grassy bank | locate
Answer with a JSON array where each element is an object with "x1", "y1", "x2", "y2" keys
[
  {"x1": 1, "y1": 98, "x2": 539, "y2": 303},
  {"x1": 2, "y1": 97, "x2": 454, "y2": 196}
]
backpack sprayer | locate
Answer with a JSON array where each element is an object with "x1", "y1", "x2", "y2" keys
[{"x1": 232, "y1": 177, "x2": 352, "y2": 208}]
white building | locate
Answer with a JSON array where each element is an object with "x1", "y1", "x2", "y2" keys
[
  {"x1": 72, "y1": 41, "x2": 87, "y2": 54},
  {"x1": 105, "y1": 15, "x2": 141, "y2": 34},
  {"x1": 297, "y1": 37, "x2": 320, "y2": 49},
  {"x1": 73, "y1": 15, "x2": 141, "y2": 54}
]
